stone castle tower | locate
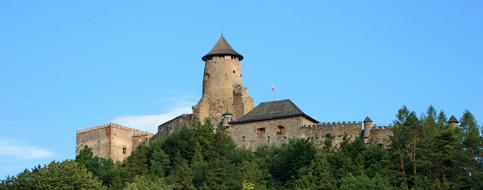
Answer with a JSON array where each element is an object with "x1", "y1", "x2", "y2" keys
[{"x1": 192, "y1": 35, "x2": 254, "y2": 129}]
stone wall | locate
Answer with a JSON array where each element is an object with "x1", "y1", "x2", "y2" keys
[
  {"x1": 153, "y1": 114, "x2": 194, "y2": 139},
  {"x1": 366, "y1": 125, "x2": 393, "y2": 148},
  {"x1": 76, "y1": 126, "x2": 110, "y2": 159},
  {"x1": 193, "y1": 55, "x2": 253, "y2": 128},
  {"x1": 227, "y1": 116, "x2": 317, "y2": 151},
  {"x1": 76, "y1": 123, "x2": 152, "y2": 163},
  {"x1": 299, "y1": 122, "x2": 362, "y2": 149}
]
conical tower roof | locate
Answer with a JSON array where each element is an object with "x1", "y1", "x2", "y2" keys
[
  {"x1": 364, "y1": 116, "x2": 373, "y2": 123},
  {"x1": 448, "y1": 115, "x2": 459, "y2": 123},
  {"x1": 202, "y1": 35, "x2": 244, "y2": 61}
]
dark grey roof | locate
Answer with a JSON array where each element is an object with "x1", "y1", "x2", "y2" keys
[
  {"x1": 230, "y1": 99, "x2": 319, "y2": 124},
  {"x1": 448, "y1": 115, "x2": 459, "y2": 123},
  {"x1": 364, "y1": 116, "x2": 373, "y2": 123},
  {"x1": 202, "y1": 35, "x2": 244, "y2": 61}
]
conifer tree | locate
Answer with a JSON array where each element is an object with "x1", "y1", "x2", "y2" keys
[
  {"x1": 149, "y1": 141, "x2": 171, "y2": 178},
  {"x1": 294, "y1": 153, "x2": 336, "y2": 190},
  {"x1": 169, "y1": 153, "x2": 196, "y2": 190}
]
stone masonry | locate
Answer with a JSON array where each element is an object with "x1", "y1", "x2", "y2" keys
[
  {"x1": 76, "y1": 123, "x2": 152, "y2": 163},
  {"x1": 192, "y1": 35, "x2": 254, "y2": 130},
  {"x1": 153, "y1": 35, "x2": 395, "y2": 150},
  {"x1": 78, "y1": 35, "x2": 462, "y2": 162}
]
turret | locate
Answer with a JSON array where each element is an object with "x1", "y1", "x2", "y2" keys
[
  {"x1": 448, "y1": 115, "x2": 459, "y2": 128},
  {"x1": 221, "y1": 111, "x2": 233, "y2": 130},
  {"x1": 193, "y1": 35, "x2": 254, "y2": 129},
  {"x1": 363, "y1": 116, "x2": 373, "y2": 144}
]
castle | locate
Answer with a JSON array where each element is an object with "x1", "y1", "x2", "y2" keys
[{"x1": 76, "y1": 35, "x2": 461, "y2": 161}]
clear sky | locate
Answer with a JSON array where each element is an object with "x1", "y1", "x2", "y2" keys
[{"x1": 1, "y1": 0, "x2": 482, "y2": 178}]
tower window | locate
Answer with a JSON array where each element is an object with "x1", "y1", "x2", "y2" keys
[
  {"x1": 205, "y1": 73, "x2": 210, "y2": 79},
  {"x1": 122, "y1": 147, "x2": 127, "y2": 154},
  {"x1": 233, "y1": 70, "x2": 235, "y2": 74}
]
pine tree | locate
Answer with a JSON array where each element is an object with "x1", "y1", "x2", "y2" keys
[
  {"x1": 150, "y1": 141, "x2": 171, "y2": 178},
  {"x1": 169, "y1": 153, "x2": 196, "y2": 190},
  {"x1": 294, "y1": 153, "x2": 336, "y2": 190},
  {"x1": 123, "y1": 145, "x2": 149, "y2": 177}
]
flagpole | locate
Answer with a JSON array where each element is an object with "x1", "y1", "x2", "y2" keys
[{"x1": 271, "y1": 85, "x2": 275, "y2": 101}]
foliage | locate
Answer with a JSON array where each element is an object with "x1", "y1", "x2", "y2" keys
[
  {"x1": 124, "y1": 176, "x2": 171, "y2": 190},
  {"x1": 1, "y1": 160, "x2": 105, "y2": 190}
]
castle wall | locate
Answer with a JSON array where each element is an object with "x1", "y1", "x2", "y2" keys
[
  {"x1": 76, "y1": 127, "x2": 110, "y2": 159},
  {"x1": 367, "y1": 126, "x2": 392, "y2": 148},
  {"x1": 228, "y1": 116, "x2": 316, "y2": 151},
  {"x1": 76, "y1": 123, "x2": 152, "y2": 163},
  {"x1": 153, "y1": 114, "x2": 193, "y2": 139},
  {"x1": 109, "y1": 127, "x2": 135, "y2": 163},
  {"x1": 299, "y1": 122, "x2": 362, "y2": 149}
]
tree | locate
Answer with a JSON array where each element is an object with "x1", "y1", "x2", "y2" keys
[
  {"x1": 191, "y1": 142, "x2": 210, "y2": 189},
  {"x1": 168, "y1": 153, "x2": 196, "y2": 190},
  {"x1": 124, "y1": 176, "x2": 171, "y2": 190},
  {"x1": 76, "y1": 146, "x2": 124, "y2": 188},
  {"x1": 265, "y1": 139, "x2": 317, "y2": 185},
  {"x1": 339, "y1": 173, "x2": 392, "y2": 190},
  {"x1": 123, "y1": 145, "x2": 149, "y2": 177},
  {"x1": 294, "y1": 153, "x2": 336, "y2": 190},
  {"x1": 149, "y1": 141, "x2": 171, "y2": 178},
  {"x1": 13, "y1": 160, "x2": 106, "y2": 190},
  {"x1": 240, "y1": 159, "x2": 268, "y2": 190}
]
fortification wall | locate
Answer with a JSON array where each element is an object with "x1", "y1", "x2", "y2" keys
[
  {"x1": 76, "y1": 126, "x2": 110, "y2": 159},
  {"x1": 367, "y1": 125, "x2": 393, "y2": 148},
  {"x1": 76, "y1": 123, "x2": 152, "y2": 163},
  {"x1": 109, "y1": 127, "x2": 145, "y2": 163},
  {"x1": 228, "y1": 116, "x2": 316, "y2": 151},
  {"x1": 154, "y1": 114, "x2": 194, "y2": 139},
  {"x1": 299, "y1": 122, "x2": 362, "y2": 149}
]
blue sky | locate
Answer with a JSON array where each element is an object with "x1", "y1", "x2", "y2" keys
[{"x1": 1, "y1": 0, "x2": 482, "y2": 178}]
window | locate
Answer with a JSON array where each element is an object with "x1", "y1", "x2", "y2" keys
[
  {"x1": 256, "y1": 128, "x2": 266, "y2": 137},
  {"x1": 275, "y1": 126, "x2": 285, "y2": 135},
  {"x1": 205, "y1": 73, "x2": 210, "y2": 79},
  {"x1": 123, "y1": 147, "x2": 127, "y2": 154}
]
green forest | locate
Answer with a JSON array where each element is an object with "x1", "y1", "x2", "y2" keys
[{"x1": 1, "y1": 106, "x2": 482, "y2": 190}]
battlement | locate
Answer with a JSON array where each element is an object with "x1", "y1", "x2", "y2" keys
[
  {"x1": 301, "y1": 121, "x2": 362, "y2": 129},
  {"x1": 371, "y1": 124, "x2": 393, "y2": 130},
  {"x1": 76, "y1": 123, "x2": 152, "y2": 136}
]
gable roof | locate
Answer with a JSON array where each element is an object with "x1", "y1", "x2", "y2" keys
[
  {"x1": 230, "y1": 99, "x2": 319, "y2": 124},
  {"x1": 202, "y1": 35, "x2": 244, "y2": 61}
]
